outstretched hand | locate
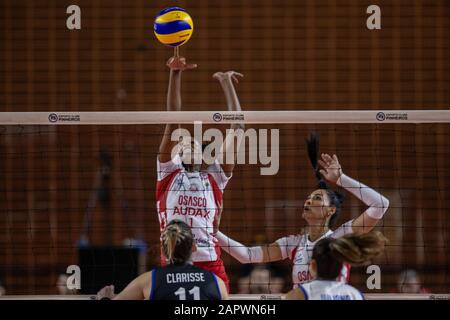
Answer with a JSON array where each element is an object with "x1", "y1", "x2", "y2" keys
[
  {"x1": 97, "y1": 285, "x2": 115, "y2": 300},
  {"x1": 166, "y1": 56, "x2": 197, "y2": 71},
  {"x1": 318, "y1": 153, "x2": 343, "y2": 184},
  {"x1": 213, "y1": 71, "x2": 244, "y2": 84}
]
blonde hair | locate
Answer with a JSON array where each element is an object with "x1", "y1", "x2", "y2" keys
[
  {"x1": 161, "y1": 220, "x2": 193, "y2": 265},
  {"x1": 313, "y1": 231, "x2": 388, "y2": 279},
  {"x1": 330, "y1": 231, "x2": 388, "y2": 264}
]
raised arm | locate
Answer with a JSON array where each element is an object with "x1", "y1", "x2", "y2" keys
[
  {"x1": 319, "y1": 154, "x2": 390, "y2": 234},
  {"x1": 212, "y1": 71, "x2": 245, "y2": 177},
  {"x1": 216, "y1": 231, "x2": 284, "y2": 263},
  {"x1": 158, "y1": 56, "x2": 197, "y2": 163}
]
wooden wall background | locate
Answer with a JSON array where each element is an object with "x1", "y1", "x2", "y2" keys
[{"x1": 0, "y1": 0, "x2": 449, "y2": 294}]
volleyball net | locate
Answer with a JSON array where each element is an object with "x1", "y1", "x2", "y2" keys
[
  {"x1": 0, "y1": 111, "x2": 449, "y2": 296},
  {"x1": 1, "y1": 293, "x2": 449, "y2": 300}
]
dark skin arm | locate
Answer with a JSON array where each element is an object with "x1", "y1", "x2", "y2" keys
[
  {"x1": 158, "y1": 56, "x2": 197, "y2": 163},
  {"x1": 213, "y1": 71, "x2": 245, "y2": 177}
]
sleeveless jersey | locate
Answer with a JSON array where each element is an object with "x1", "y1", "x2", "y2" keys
[
  {"x1": 299, "y1": 280, "x2": 364, "y2": 300},
  {"x1": 149, "y1": 264, "x2": 222, "y2": 300},
  {"x1": 276, "y1": 220, "x2": 354, "y2": 287},
  {"x1": 156, "y1": 155, "x2": 230, "y2": 262}
]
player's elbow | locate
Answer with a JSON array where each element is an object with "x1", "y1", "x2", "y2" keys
[
  {"x1": 381, "y1": 196, "x2": 390, "y2": 214},
  {"x1": 236, "y1": 256, "x2": 252, "y2": 264},
  {"x1": 371, "y1": 195, "x2": 390, "y2": 217},
  {"x1": 235, "y1": 250, "x2": 256, "y2": 264}
]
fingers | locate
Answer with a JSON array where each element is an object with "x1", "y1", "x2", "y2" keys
[
  {"x1": 332, "y1": 154, "x2": 339, "y2": 162},
  {"x1": 229, "y1": 72, "x2": 243, "y2": 83},
  {"x1": 97, "y1": 285, "x2": 114, "y2": 300},
  {"x1": 319, "y1": 169, "x2": 327, "y2": 177},
  {"x1": 231, "y1": 72, "x2": 244, "y2": 78},
  {"x1": 167, "y1": 56, "x2": 180, "y2": 64},
  {"x1": 108, "y1": 285, "x2": 114, "y2": 294},
  {"x1": 166, "y1": 56, "x2": 197, "y2": 70},
  {"x1": 213, "y1": 71, "x2": 244, "y2": 82},
  {"x1": 101, "y1": 285, "x2": 113, "y2": 291},
  {"x1": 213, "y1": 72, "x2": 223, "y2": 79},
  {"x1": 167, "y1": 60, "x2": 181, "y2": 70},
  {"x1": 166, "y1": 58, "x2": 174, "y2": 67},
  {"x1": 318, "y1": 159, "x2": 327, "y2": 168},
  {"x1": 321, "y1": 153, "x2": 334, "y2": 164}
]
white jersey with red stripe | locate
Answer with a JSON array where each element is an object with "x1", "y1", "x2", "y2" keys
[
  {"x1": 156, "y1": 155, "x2": 230, "y2": 262},
  {"x1": 299, "y1": 280, "x2": 364, "y2": 300},
  {"x1": 275, "y1": 220, "x2": 354, "y2": 287}
]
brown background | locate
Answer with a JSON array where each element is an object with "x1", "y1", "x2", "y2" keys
[{"x1": 0, "y1": 0, "x2": 449, "y2": 294}]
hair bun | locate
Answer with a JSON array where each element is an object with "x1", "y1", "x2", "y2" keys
[
  {"x1": 318, "y1": 180, "x2": 329, "y2": 190},
  {"x1": 334, "y1": 191, "x2": 345, "y2": 204}
]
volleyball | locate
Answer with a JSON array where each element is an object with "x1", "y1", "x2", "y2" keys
[{"x1": 154, "y1": 7, "x2": 194, "y2": 47}]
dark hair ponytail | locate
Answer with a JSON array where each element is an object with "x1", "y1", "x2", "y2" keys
[
  {"x1": 305, "y1": 132, "x2": 326, "y2": 186},
  {"x1": 305, "y1": 132, "x2": 344, "y2": 228}
]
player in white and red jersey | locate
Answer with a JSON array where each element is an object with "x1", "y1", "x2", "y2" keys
[
  {"x1": 286, "y1": 231, "x2": 387, "y2": 300},
  {"x1": 157, "y1": 55, "x2": 245, "y2": 291},
  {"x1": 216, "y1": 133, "x2": 390, "y2": 288}
]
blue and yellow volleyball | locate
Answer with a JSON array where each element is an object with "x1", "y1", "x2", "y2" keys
[{"x1": 154, "y1": 7, "x2": 194, "y2": 47}]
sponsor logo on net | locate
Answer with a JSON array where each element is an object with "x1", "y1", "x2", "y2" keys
[
  {"x1": 260, "y1": 294, "x2": 283, "y2": 300},
  {"x1": 430, "y1": 295, "x2": 450, "y2": 300},
  {"x1": 213, "y1": 112, "x2": 244, "y2": 122},
  {"x1": 376, "y1": 112, "x2": 408, "y2": 121},
  {"x1": 48, "y1": 113, "x2": 81, "y2": 123}
]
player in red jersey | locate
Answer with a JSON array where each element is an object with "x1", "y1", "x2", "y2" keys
[
  {"x1": 156, "y1": 55, "x2": 244, "y2": 291},
  {"x1": 217, "y1": 133, "x2": 390, "y2": 288}
]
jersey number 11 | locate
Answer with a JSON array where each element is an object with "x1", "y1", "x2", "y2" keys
[{"x1": 174, "y1": 286, "x2": 200, "y2": 300}]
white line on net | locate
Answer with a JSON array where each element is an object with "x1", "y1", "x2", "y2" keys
[{"x1": 1, "y1": 110, "x2": 450, "y2": 125}]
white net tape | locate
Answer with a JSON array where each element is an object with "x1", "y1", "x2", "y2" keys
[{"x1": 1, "y1": 110, "x2": 450, "y2": 124}]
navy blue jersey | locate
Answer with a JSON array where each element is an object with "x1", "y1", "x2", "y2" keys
[{"x1": 149, "y1": 264, "x2": 222, "y2": 300}]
